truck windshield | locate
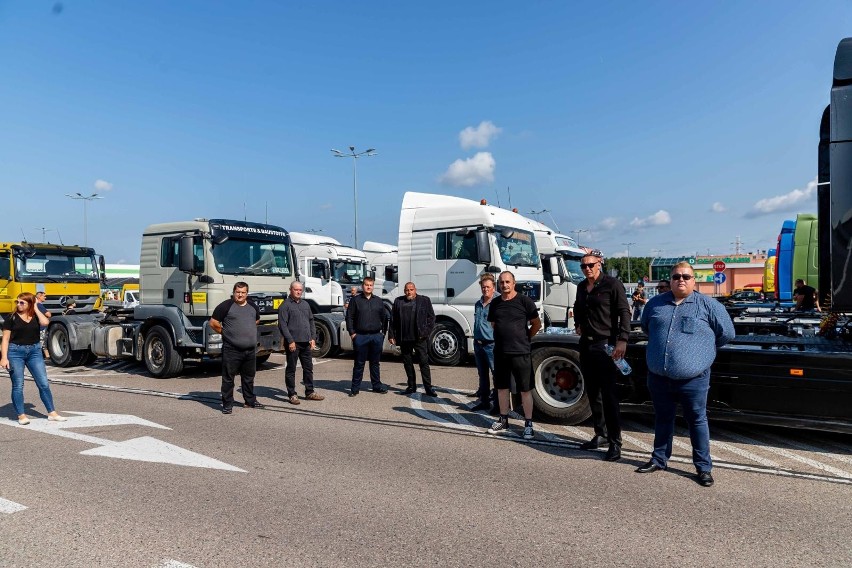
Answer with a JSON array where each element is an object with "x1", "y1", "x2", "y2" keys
[
  {"x1": 332, "y1": 260, "x2": 367, "y2": 284},
  {"x1": 212, "y1": 240, "x2": 293, "y2": 276},
  {"x1": 496, "y1": 228, "x2": 539, "y2": 268},
  {"x1": 15, "y1": 252, "x2": 100, "y2": 282},
  {"x1": 563, "y1": 256, "x2": 584, "y2": 283}
]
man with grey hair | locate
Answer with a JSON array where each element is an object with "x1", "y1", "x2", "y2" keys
[
  {"x1": 638, "y1": 261, "x2": 735, "y2": 487},
  {"x1": 278, "y1": 280, "x2": 324, "y2": 405}
]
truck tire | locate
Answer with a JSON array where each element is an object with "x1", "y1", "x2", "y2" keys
[
  {"x1": 48, "y1": 324, "x2": 76, "y2": 367},
  {"x1": 143, "y1": 325, "x2": 184, "y2": 378},
  {"x1": 312, "y1": 320, "x2": 335, "y2": 359},
  {"x1": 531, "y1": 346, "x2": 591, "y2": 423},
  {"x1": 428, "y1": 322, "x2": 463, "y2": 366}
]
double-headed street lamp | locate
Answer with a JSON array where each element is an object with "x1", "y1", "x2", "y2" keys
[
  {"x1": 622, "y1": 241, "x2": 636, "y2": 283},
  {"x1": 572, "y1": 228, "x2": 589, "y2": 247},
  {"x1": 331, "y1": 146, "x2": 377, "y2": 249},
  {"x1": 65, "y1": 192, "x2": 104, "y2": 246}
]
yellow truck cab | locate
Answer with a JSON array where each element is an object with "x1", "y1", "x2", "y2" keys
[{"x1": 0, "y1": 242, "x2": 104, "y2": 322}]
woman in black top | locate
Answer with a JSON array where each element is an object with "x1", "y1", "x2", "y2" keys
[{"x1": 1, "y1": 292, "x2": 67, "y2": 425}]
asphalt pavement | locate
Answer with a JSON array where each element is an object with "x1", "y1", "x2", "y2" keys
[{"x1": 0, "y1": 354, "x2": 850, "y2": 567}]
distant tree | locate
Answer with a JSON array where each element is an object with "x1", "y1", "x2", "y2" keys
[{"x1": 605, "y1": 256, "x2": 652, "y2": 283}]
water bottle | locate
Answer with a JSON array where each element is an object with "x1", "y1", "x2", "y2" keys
[{"x1": 605, "y1": 344, "x2": 632, "y2": 375}]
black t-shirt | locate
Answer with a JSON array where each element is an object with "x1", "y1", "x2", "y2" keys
[
  {"x1": 487, "y1": 293, "x2": 539, "y2": 354},
  {"x1": 2, "y1": 313, "x2": 41, "y2": 345},
  {"x1": 794, "y1": 285, "x2": 816, "y2": 310}
]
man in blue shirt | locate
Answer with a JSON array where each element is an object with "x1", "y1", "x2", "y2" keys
[
  {"x1": 470, "y1": 273, "x2": 498, "y2": 412},
  {"x1": 638, "y1": 261, "x2": 735, "y2": 487}
]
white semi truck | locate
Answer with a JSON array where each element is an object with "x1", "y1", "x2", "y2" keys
[
  {"x1": 46, "y1": 219, "x2": 298, "y2": 377},
  {"x1": 339, "y1": 192, "x2": 544, "y2": 366},
  {"x1": 288, "y1": 232, "x2": 369, "y2": 312},
  {"x1": 362, "y1": 241, "x2": 398, "y2": 308},
  {"x1": 531, "y1": 226, "x2": 586, "y2": 328}
]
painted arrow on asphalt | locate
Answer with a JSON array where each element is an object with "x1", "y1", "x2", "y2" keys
[{"x1": 0, "y1": 412, "x2": 245, "y2": 472}]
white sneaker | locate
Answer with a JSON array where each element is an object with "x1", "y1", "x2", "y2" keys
[
  {"x1": 487, "y1": 419, "x2": 509, "y2": 435},
  {"x1": 47, "y1": 414, "x2": 67, "y2": 422}
]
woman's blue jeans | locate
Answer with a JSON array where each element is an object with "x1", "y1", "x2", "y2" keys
[{"x1": 7, "y1": 343, "x2": 55, "y2": 416}]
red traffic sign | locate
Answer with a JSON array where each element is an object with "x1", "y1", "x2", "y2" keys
[{"x1": 713, "y1": 261, "x2": 726, "y2": 272}]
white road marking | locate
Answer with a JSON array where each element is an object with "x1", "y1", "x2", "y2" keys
[
  {"x1": 756, "y1": 431, "x2": 852, "y2": 470},
  {"x1": 160, "y1": 560, "x2": 198, "y2": 568},
  {"x1": 0, "y1": 497, "x2": 27, "y2": 514},
  {"x1": 0, "y1": 413, "x2": 245, "y2": 473},
  {"x1": 409, "y1": 393, "x2": 478, "y2": 432},
  {"x1": 624, "y1": 419, "x2": 720, "y2": 461},
  {"x1": 718, "y1": 429, "x2": 852, "y2": 479}
]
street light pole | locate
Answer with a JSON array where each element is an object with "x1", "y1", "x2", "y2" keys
[
  {"x1": 65, "y1": 192, "x2": 104, "y2": 246},
  {"x1": 572, "y1": 228, "x2": 589, "y2": 246},
  {"x1": 622, "y1": 242, "x2": 636, "y2": 283},
  {"x1": 331, "y1": 146, "x2": 377, "y2": 249}
]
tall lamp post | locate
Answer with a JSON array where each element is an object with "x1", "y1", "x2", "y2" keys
[
  {"x1": 65, "y1": 192, "x2": 104, "y2": 246},
  {"x1": 621, "y1": 241, "x2": 636, "y2": 283},
  {"x1": 572, "y1": 228, "x2": 589, "y2": 247},
  {"x1": 331, "y1": 146, "x2": 377, "y2": 249}
]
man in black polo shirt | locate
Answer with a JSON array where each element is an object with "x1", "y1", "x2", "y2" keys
[
  {"x1": 486, "y1": 271, "x2": 542, "y2": 440},
  {"x1": 345, "y1": 276, "x2": 389, "y2": 396},
  {"x1": 573, "y1": 252, "x2": 631, "y2": 461},
  {"x1": 793, "y1": 279, "x2": 818, "y2": 312},
  {"x1": 210, "y1": 281, "x2": 263, "y2": 414}
]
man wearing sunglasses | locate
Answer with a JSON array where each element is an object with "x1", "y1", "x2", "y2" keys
[
  {"x1": 573, "y1": 252, "x2": 631, "y2": 462},
  {"x1": 637, "y1": 261, "x2": 735, "y2": 487}
]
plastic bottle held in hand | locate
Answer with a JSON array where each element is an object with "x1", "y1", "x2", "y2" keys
[{"x1": 605, "y1": 344, "x2": 632, "y2": 375}]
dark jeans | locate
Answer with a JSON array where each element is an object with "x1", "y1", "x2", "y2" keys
[
  {"x1": 351, "y1": 333, "x2": 383, "y2": 392},
  {"x1": 285, "y1": 342, "x2": 314, "y2": 397},
  {"x1": 473, "y1": 341, "x2": 495, "y2": 404},
  {"x1": 8, "y1": 343, "x2": 55, "y2": 416},
  {"x1": 400, "y1": 339, "x2": 432, "y2": 390},
  {"x1": 221, "y1": 344, "x2": 256, "y2": 409},
  {"x1": 579, "y1": 340, "x2": 622, "y2": 447},
  {"x1": 647, "y1": 369, "x2": 712, "y2": 472}
]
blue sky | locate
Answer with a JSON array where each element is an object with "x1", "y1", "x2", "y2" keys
[{"x1": 1, "y1": 1, "x2": 849, "y2": 262}]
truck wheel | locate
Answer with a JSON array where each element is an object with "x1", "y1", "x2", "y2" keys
[
  {"x1": 312, "y1": 321, "x2": 335, "y2": 358},
  {"x1": 143, "y1": 325, "x2": 184, "y2": 378},
  {"x1": 48, "y1": 325, "x2": 76, "y2": 367},
  {"x1": 531, "y1": 346, "x2": 591, "y2": 423},
  {"x1": 428, "y1": 322, "x2": 463, "y2": 366}
]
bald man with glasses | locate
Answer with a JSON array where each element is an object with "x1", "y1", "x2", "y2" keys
[{"x1": 638, "y1": 261, "x2": 735, "y2": 487}]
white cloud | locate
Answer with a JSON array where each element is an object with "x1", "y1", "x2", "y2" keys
[
  {"x1": 319, "y1": 203, "x2": 333, "y2": 210},
  {"x1": 94, "y1": 179, "x2": 113, "y2": 191},
  {"x1": 711, "y1": 202, "x2": 726, "y2": 213},
  {"x1": 459, "y1": 121, "x2": 502, "y2": 150},
  {"x1": 629, "y1": 210, "x2": 672, "y2": 229},
  {"x1": 597, "y1": 217, "x2": 618, "y2": 230},
  {"x1": 439, "y1": 152, "x2": 496, "y2": 187},
  {"x1": 746, "y1": 179, "x2": 817, "y2": 217}
]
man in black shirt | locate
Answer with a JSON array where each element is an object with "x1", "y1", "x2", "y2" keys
[
  {"x1": 345, "y1": 276, "x2": 390, "y2": 396},
  {"x1": 278, "y1": 281, "x2": 324, "y2": 405},
  {"x1": 389, "y1": 282, "x2": 436, "y2": 396},
  {"x1": 573, "y1": 252, "x2": 631, "y2": 461},
  {"x1": 486, "y1": 271, "x2": 542, "y2": 440},
  {"x1": 793, "y1": 279, "x2": 818, "y2": 312}
]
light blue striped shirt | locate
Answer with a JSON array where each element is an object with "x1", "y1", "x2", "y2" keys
[{"x1": 640, "y1": 291, "x2": 735, "y2": 379}]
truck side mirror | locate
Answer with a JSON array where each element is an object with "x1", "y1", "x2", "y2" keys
[
  {"x1": 549, "y1": 257, "x2": 562, "y2": 285},
  {"x1": 475, "y1": 230, "x2": 491, "y2": 265},
  {"x1": 98, "y1": 255, "x2": 106, "y2": 282},
  {"x1": 178, "y1": 236, "x2": 197, "y2": 273},
  {"x1": 323, "y1": 262, "x2": 331, "y2": 281}
]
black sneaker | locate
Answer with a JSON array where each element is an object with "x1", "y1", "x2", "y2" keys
[
  {"x1": 487, "y1": 419, "x2": 510, "y2": 435},
  {"x1": 222, "y1": 407, "x2": 233, "y2": 415},
  {"x1": 244, "y1": 401, "x2": 265, "y2": 409},
  {"x1": 348, "y1": 391, "x2": 359, "y2": 397},
  {"x1": 372, "y1": 385, "x2": 389, "y2": 394}
]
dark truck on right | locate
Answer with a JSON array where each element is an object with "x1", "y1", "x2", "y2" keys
[{"x1": 529, "y1": 37, "x2": 852, "y2": 434}]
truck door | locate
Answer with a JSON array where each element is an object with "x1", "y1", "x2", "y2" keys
[
  {"x1": 439, "y1": 230, "x2": 481, "y2": 307},
  {"x1": 308, "y1": 258, "x2": 333, "y2": 307}
]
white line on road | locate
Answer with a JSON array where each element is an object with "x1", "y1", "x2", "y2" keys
[
  {"x1": 756, "y1": 431, "x2": 852, "y2": 470},
  {"x1": 0, "y1": 497, "x2": 27, "y2": 514},
  {"x1": 160, "y1": 560, "x2": 198, "y2": 568},
  {"x1": 624, "y1": 419, "x2": 720, "y2": 462},
  {"x1": 717, "y1": 430, "x2": 852, "y2": 479}
]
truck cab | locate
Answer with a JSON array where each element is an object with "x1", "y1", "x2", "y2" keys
[{"x1": 288, "y1": 232, "x2": 369, "y2": 312}]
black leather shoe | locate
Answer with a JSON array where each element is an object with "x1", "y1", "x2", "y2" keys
[
  {"x1": 604, "y1": 445, "x2": 622, "y2": 462},
  {"x1": 470, "y1": 401, "x2": 491, "y2": 411},
  {"x1": 221, "y1": 407, "x2": 233, "y2": 415},
  {"x1": 424, "y1": 389, "x2": 438, "y2": 397},
  {"x1": 372, "y1": 385, "x2": 389, "y2": 394},
  {"x1": 636, "y1": 460, "x2": 665, "y2": 473},
  {"x1": 348, "y1": 391, "x2": 359, "y2": 397},
  {"x1": 244, "y1": 402, "x2": 265, "y2": 409},
  {"x1": 468, "y1": 391, "x2": 482, "y2": 398},
  {"x1": 579, "y1": 435, "x2": 607, "y2": 450},
  {"x1": 402, "y1": 387, "x2": 416, "y2": 395},
  {"x1": 697, "y1": 471, "x2": 714, "y2": 487}
]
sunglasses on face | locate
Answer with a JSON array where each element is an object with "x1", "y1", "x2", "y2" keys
[
  {"x1": 16, "y1": 300, "x2": 28, "y2": 305},
  {"x1": 671, "y1": 274, "x2": 693, "y2": 281},
  {"x1": 580, "y1": 263, "x2": 598, "y2": 269}
]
